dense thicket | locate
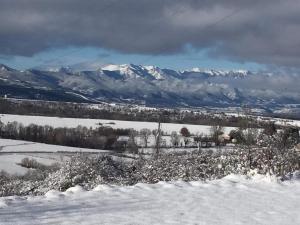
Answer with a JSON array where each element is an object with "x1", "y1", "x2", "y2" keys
[{"x1": 1, "y1": 140, "x2": 299, "y2": 197}]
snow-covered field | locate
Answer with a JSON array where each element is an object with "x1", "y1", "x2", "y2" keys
[
  {"x1": 0, "y1": 138, "x2": 110, "y2": 175},
  {"x1": 0, "y1": 114, "x2": 235, "y2": 135},
  {"x1": 0, "y1": 154, "x2": 58, "y2": 175},
  {"x1": 0, "y1": 138, "x2": 109, "y2": 153},
  {"x1": 0, "y1": 174, "x2": 299, "y2": 225},
  {"x1": 258, "y1": 116, "x2": 300, "y2": 128},
  {"x1": 225, "y1": 112, "x2": 300, "y2": 128}
]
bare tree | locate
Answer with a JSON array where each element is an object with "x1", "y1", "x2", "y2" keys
[
  {"x1": 170, "y1": 131, "x2": 179, "y2": 147},
  {"x1": 194, "y1": 132, "x2": 204, "y2": 152},
  {"x1": 180, "y1": 127, "x2": 191, "y2": 147},
  {"x1": 210, "y1": 125, "x2": 224, "y2": 146},
  {"x1": 153, "y1": 120, "x2": 162, "y2": 158},
  {"x1": 0, "y1": 118, "x2": 3, "y2": 137},
  {"x1": 239, "y1": 106, "x2": 258, "y2": 170},
  {"x1": 126, "y1": 129, "x2": 139, "y2": 154},
  {"x1": 129, "y1": 129, "x2": 138, "y2": 145},
  {"x1": 140, "y1": 128, "x2": 151, "y2": 148}
]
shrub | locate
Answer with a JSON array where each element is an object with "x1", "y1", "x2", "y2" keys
[
  {"x1": 36, "y1": 155, "x2": 132, "y2": 193},
  {"x1": 0, "y1": 144, "x2": 299, "y2": 197}
]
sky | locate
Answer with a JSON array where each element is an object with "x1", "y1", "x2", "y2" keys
[{"x1": 0, "y1": 0, "x2": 299, "y2": 71}]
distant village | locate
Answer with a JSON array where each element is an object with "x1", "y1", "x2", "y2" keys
[
  {"x1": 114, "y1": 124, "x2": 300, "y2": 154},
  {"x1": 115, "y1": 126, "x2": 244, "y2": 153}
]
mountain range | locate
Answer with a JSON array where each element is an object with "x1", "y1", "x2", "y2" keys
[{"x1": 0, "y1": 63, "x2": 300, "y2": 112}]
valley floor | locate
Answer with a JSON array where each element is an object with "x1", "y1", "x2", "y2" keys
[
  {"x1": 0, "y1": 174, "x2": 299, "y2": 225},
  {"x1": 0, "y1": 113, "x2": 236, "y2": 134}
]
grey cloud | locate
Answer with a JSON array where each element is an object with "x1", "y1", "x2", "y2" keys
[
  {"x1": 97, "y1": 53, "x2": 110, "y2": 58},
  {"x1": 0, "y1": 0, "x2": 300, "y2": 68}
]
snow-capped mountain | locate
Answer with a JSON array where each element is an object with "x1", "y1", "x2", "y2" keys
[
  {"x1": 143, "y1": 65, "x2": 167, "y2": 80},
  {"x1": 99, "y1": 64, "x2": 168, "y2": 80},
  {"x1": 101, "y1": 64, "x2": 150, "y2": 79},
  {"x1": 98, "y1": 64, "x2": 250, "y2": 80},
  {"x1": 185, "y1": 68, "x2": 250, "y2": 77},
  {"x1": 0, "y1": 64, "x2": 15, "y2": 72},
  {"x1": 0, "y1": 63, "x2": 299, "y2": 109}
]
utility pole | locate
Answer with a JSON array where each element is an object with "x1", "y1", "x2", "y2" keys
[
  {"x1": 242, "y1": 104, "x2": 252, "y2": 170},
  {"x1": 155, "y1": 114, "x2": 162, "y2": 158}
]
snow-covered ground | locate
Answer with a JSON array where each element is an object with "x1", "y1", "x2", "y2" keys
[
  {"x1": 0, "y1": 138, "x2": 109, "y2": 153},
  {"x1": 0, "y1": 153, "x2": 58, "y2": 175},
  {"x1": 225, "y1": 112, "x2": 300, "y2": 128},
  {"x1": 0, "y1": 114, "x2": 235, "y2": 135},
  {"x1": 0, "y1": 138, "x2": 110, "y2": 175},
  {"x1": 256, "y1": 116, "x2": 300, "y2": 128},
  {"x1": 0, "y1": 174, "x2": 299, "y2": 225}
]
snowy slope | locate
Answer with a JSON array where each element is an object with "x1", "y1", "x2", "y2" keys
[
  {"x1": 101, "y1": 64, "x2": 159, "y2": 80},
  {"x1": 0, "y1": 174, "x2": 299, "y2": 225}
]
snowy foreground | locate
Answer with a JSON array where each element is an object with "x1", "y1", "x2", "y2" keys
[{"x1": 0, "y1": 174, "x2": 299, "y2": 225}]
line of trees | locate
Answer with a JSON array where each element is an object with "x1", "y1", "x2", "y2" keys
[
  {"x1": 0, "y1": 98, "x2": 275, "y2": 128},
  {"x1": 0, "y1": 120, "x2": 132, "y2": 151}
]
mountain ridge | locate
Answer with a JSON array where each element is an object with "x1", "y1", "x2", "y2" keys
[
  {"x1": 0, "y1": 63, "x2": 299, "y2": 109},
  {"x1": 33, "y1": 63, "x2": 252, "y2": 80}
]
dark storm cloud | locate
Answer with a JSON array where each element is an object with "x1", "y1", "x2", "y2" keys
[{"x1": 0, "y1": 0, "x2": 300, "y2": 68}]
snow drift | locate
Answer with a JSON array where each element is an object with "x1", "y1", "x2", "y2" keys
[{"x1": 0, "y1": 174, "x2": 299, "y2": 225}]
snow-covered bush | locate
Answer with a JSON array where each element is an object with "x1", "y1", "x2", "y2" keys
[
  {"x1": 0, "y1": 163, "x2": 60, "y2": 197},
  {"x1": 18, "y1": 158, "x2": 60, "y2": 171},
  {"x1": 31, "y1": 152, "x2": 249, "y2": 193},
  {"x1": 0, "y1": 170, "x2": 40, "y2": 196},
  {"x1": 131, "y1": 151, "x2": 248, "y2": 183},
  {"x1": 1, "y1": 143, "x2": 299, "y2": 197},
  {"x1": 36, "y1": 155, "x2": 132, "y2": 193}
]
